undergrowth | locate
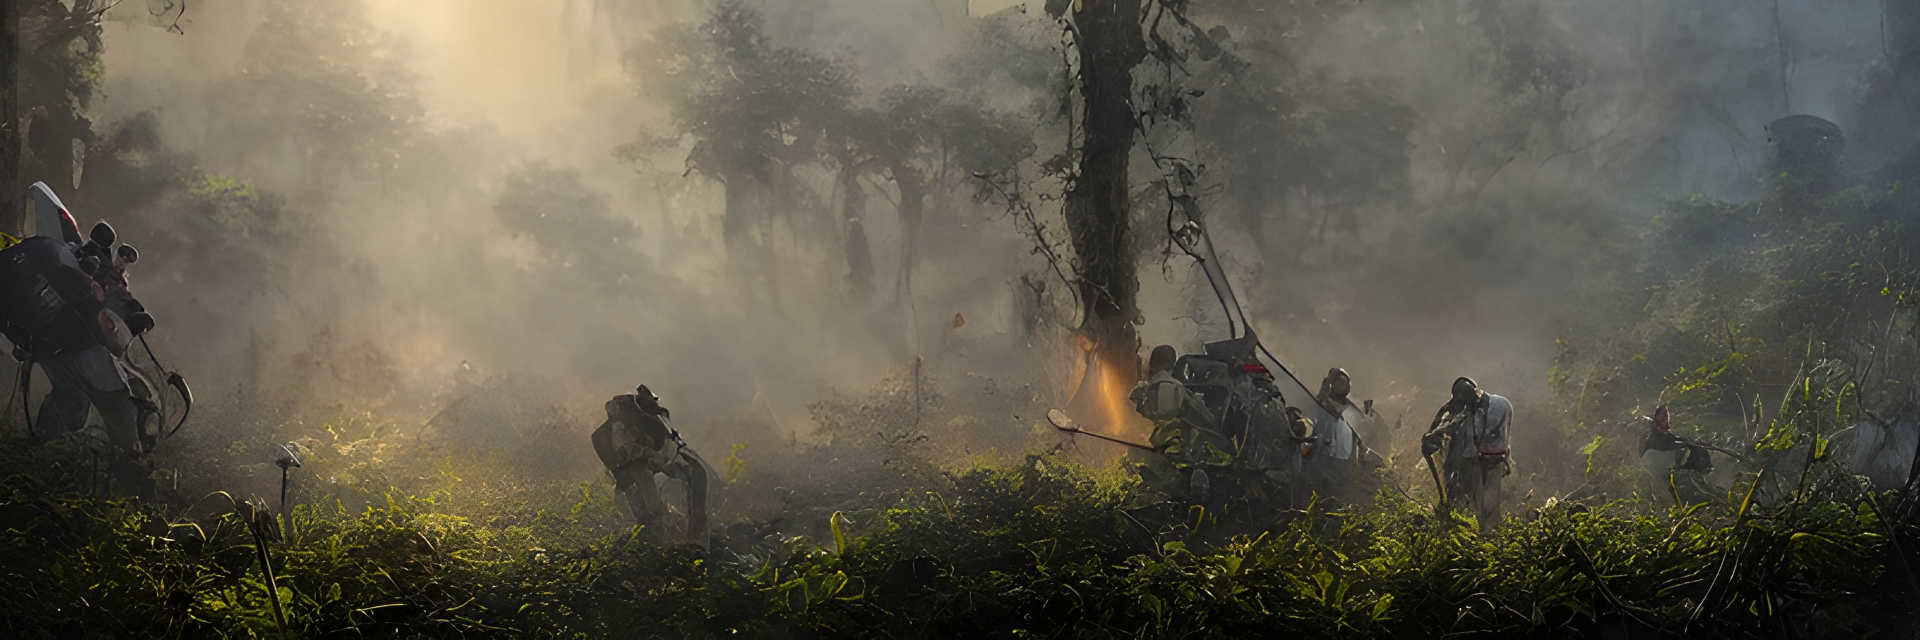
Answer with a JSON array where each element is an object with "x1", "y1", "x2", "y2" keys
[{"x1": 1, "y1": 438, "x2": 1909, "y2": 639}]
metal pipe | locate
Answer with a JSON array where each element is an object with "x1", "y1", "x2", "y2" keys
[{"x1": 1046, "y1": 409, "x2": 1156, "y2": 451}]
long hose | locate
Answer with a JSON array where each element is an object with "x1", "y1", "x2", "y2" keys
[
  {"x1": 15, "y1": 360, "x2": 32, "y2": 436},
  {"x1": 137, "y1": 334, "x2": 192, "y2": 438},
  {"x1": 1172, "y1": 219, "x2": 1322, "y2": 404},
  {"x1": 1422, "y1": 405, "x2": 1459, "y2": 512}
]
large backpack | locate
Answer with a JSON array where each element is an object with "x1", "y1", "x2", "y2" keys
[
  {"x1": 591, "y1": 419, "x2": 621, "y2": 470},
  {"x1": 593, "y1": 395, "x2": 674, "y2": 471},
  {"x1": 0, "y1": 237, "x2": 103, "y2": 356}
]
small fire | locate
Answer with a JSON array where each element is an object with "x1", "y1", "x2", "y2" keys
[
  {"x1": 1098, "y1": 362, "x2": 1141, "y2": 440},
  {"x1": 1066, "y1": 351, "x2": 1146, "y2": 449}
]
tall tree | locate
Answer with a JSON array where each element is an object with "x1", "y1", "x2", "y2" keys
[
  {"x1": 822, "y1": 107, "x2": 880, "y2": 299},
  {"x1": 10, "y1": 0, "x2": 185, "y2": 233},
  {"x1": 628, "y1": 2, "x2": 853, "y2": 260},
  {"x1": 1050, "y1": 0, "x2": 1149, "y2": 391},
  {"x1": 868, "y1": 83, "x2": 1031, "y2": 304},
  {"x1": 1, "y1": 0, "x2": 17, "y2": 235},
  {"x1": 18, "y1": 0, "x2": 109, "y2": 204}
]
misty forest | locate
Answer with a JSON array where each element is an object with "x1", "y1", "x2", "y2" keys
[{"x1": 2, "y1": 0, "x2": 1920, "y2": 637}]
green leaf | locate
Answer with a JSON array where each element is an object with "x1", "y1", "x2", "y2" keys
[
  {"x1": 1312, "y1": 571, "x2": 1334, "y2": 601},
  {"x1": 1141, "y1": 594, "x2": 1166, "y2": 627},
  {"x1": 1736, "y1": 469, "x2": 1764, "y2": 520},
  {"x1": 829, "y1": 511, "x2": 849, "y2": 555},
  {"x1": 1581, "y1": 435, "x2": 1607, "y2": 476},
  {"x1": 1370, "y1": 593, "x2": 1395, "y2": 621}
]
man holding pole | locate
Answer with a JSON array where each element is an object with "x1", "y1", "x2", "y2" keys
[{"x1": 1422, "y1": 377, "x2": 1512, "y2": 532}]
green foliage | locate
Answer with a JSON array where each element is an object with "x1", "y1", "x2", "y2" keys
[
  {"x1": 1579, "y1": 435, "x2": 1606, "y2": 477},
  {"x1": 1552, "y1": 154, "x2": 1920, "y2": 457},
  {"x1": 630, "y1": 1, "x2": 855, "y2": 188},
  {"x1": 724, "y1": 442, "x2": 749, "y2": 484},
  {"x1": 4, "y1": 436, "x2": 1905, "y2": 638}
]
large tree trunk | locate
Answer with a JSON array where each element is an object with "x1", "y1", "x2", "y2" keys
[
  {"x1": 890, "y1": 162, "x2": 926, "y2": 306},
  {"x1": 0, "y1": 0, "x2": 19, "y2": 235},
  {"x1": 0, "y1": 1, "x2": 15, "y2": 436},
  {"x1": 25, "y1": 105, "x2": 82, "y2": 197},
  {"x1": 837, "y1": 159, "x2": 872, "y2": 299},
  {"x1": 1064, "y1": 0, "x2": 1147, "y2": 399},
  {"x1": 721, "y1": 173, "x2": 780, "y2": 306},
  {"x1": 16, "y1": 0, "x2": 101, "y2": 206}
]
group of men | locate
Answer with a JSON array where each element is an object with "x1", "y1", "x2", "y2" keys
[
  {"x1": 590, "y1": 339, "x2": 1520, "y2": 544},
  {"x1": 0, "y1": 187, "x2": 1533, "y2": 543},
  {"x1": 0, "y1": 179, "x2": 1509, "y2": 545},
  {"x1": 1, "y1": 183, "x2": 160, "y2": 495},
  {"x1": 1126, "y1": 342, "x2": 1321, "y2": 509},
  {"x1": 1126, "y1": 340, "x2": 1516, "y2": 531},
  {"x1": 0, "y1": 179, "x2": 1719, "y2": 547}
]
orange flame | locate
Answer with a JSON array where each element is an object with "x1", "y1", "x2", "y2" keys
[
  {"x1": 1099, "y1": 363, "x2": 1141, "y2": 440},
  {"x1": 1067, "y1": 353, "x2": 1146, "y2": 447}
]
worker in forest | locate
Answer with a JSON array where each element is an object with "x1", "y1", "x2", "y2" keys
[
  {"x1": 1305, "y1": 367, "x2": 1386, "y2": 503},
  {"x1": 1129, "y1": 345, "x2": 1223, "y2": 500},
  {"x1": 1315, "y1": 367, "x2": 1384, "y2": 464},
  {"x1": 1421, "y1": 377, "x2": 1512, "y2": 532},
  {"x1": 591, "y1": 385, "x2": 709, "y2": 546},
  {"x1": 1639, "y1": 405, "x2": 1715, "y2": 505},
  {"x1": 2, "y1": 183, "x2": 152, "y2": 496},
  {"x1": 1228, "y1": 360, "x2": 1315, "y2": 508}
]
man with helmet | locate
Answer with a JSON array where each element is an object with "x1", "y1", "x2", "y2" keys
[
  {"x1": 591, "y1": 384, "x2": 710, "y2": 546},
  {"x1": 1315, "y1": 367, "x2": 1386, "y2": 465},
  {"x1": 1421, "y1": 377, "x2": 1512, "y2": 532},
  {"x1": 1129, "y1": 345, "x2": 1225, "y2": 500}
]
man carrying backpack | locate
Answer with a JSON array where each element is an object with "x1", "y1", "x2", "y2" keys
[
  {"x1": 591, "y1": 385, "x2": 709, "y2": 546},
  {"x1": 2, "y1": 183, "x2": 151, "y2": 496}
]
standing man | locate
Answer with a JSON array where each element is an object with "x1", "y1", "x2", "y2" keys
[
  {"x1": 1422, "y1": 377, "x2": 1512, "y2": 532},
  {"x1": 1639, "y1": 405, "x2": 1715, "y2": 505},
  {"x1": 1129, "y1": 345, "x2": 1222, "y2": 500},
  {"x1": 1307, "y1": 367, "x2": 1385, "y2": 505},
  {"x1": 591, "y1": 385, "x2": 710, "y2": 547},
  {"x1": 1315, "y1": 367, "x2": 1386, "y2": 465}
]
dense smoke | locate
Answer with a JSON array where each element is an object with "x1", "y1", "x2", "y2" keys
[{"x1": 85, "y1": 1, "x2": 1036, "y2": 441}]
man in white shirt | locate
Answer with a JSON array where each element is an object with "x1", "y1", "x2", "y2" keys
[{"x1": 1422, "y1": 377, "x2": 1512, "y2": 532}]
